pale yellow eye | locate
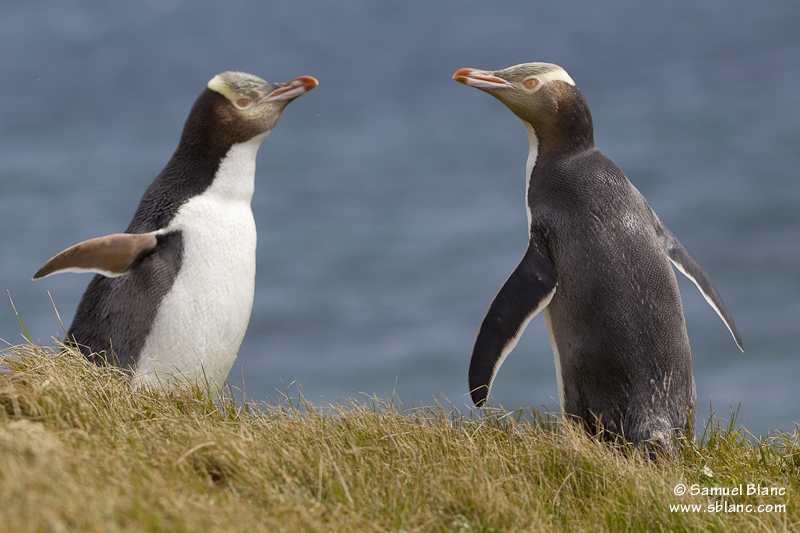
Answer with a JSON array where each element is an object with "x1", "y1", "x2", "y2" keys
[
  {"x1": 523, "y1": 78, "x2": 539, "y2": 89},
  {"x1": 235, "y1": 98, "x2": 251, "y2": 108}
]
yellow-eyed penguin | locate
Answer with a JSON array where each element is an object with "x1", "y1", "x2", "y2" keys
[
  {"x1": 34, "y1": 71, "x2": 318, "y2": 389},
  {"x1": 453, "y1": 62, "x2": 742, "y2": 455}
]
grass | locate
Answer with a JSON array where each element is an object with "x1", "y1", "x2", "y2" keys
[{"x1": 0, "y1": 342, "x2": 798, "y2": 532}]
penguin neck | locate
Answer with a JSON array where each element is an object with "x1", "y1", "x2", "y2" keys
[
  {"x1": 528, "y1": 85, "x2": 595, "y2": 161},
  {"x1": 523, "y1": 115, "x2": 595, "y2": 228},
  {"x1": 205, "y1": 133, "x2": 269, "y2": 203},
  {"x1": 534, "y1": 123, "x2": 594, "y2": 161},
  {"x1": 523, "y1": 121, "x2": 539, "y2": 229},
  {"x1": 524, "y1": 121, "x2": 540, "y2": 181},
  {"x1": 522, "y1": 97, "x2": 596, "y2": 184},
  {"x1": 128, "y1": 133, "x2": 268, "y2": 233}
]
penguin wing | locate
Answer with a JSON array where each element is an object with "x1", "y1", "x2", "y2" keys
[
  {"x1": 33, "y1": 231, "x2": 161, "y2": 280},
  {"x1": 469, "y1": 236, "x2": 557, "y2": 407},
  {"x1": 658, "y1": 226, "x2": 744, "y2": 351}
]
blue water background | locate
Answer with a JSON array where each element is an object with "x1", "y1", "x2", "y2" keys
[{"x1": 1, "y1": 1, "x2": 798, "y2": 437}]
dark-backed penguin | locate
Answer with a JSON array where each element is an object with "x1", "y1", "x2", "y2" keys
[
  {"x1": 453, "y1": 62, "x2": 743, "y2": 455},
  {"x1": 34, "y1": 71, "x2": 318, "y2": 390}
]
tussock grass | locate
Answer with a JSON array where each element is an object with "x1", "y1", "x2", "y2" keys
[{"x1": 1, "y1": 342, "x2": 798, "y2": 532}]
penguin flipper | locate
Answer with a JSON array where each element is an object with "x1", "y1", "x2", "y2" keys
[
  {"x1": 469, "y1": 237, "x2": 557, "y2": 407},
  {"x1": 33, "y1": 231, "x2": 161, "y2": 280},
  {"x1": 659, "y1": 226, "x2": 743, "y2": 351}
]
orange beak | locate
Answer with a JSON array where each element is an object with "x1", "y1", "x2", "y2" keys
[
  {"x1": 262, "y1": 76, "x2": 319, "y2": 103},
  {"x1": 453, "y1": 68, "x2": 516, "y2": 90}
]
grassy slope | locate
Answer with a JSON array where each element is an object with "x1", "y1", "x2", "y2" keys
[{"x1": 1, "y1": 343, "x2": 798, "y2": 532}]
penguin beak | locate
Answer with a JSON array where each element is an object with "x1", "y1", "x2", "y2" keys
[
  {"x1": 453, "y1": 68, "x2": 516, "y2": 91},
  {"x1": 261, "y1": 76, "x2": 319, "y2": 103}
]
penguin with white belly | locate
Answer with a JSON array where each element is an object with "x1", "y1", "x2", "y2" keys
[
  {"x1": 453, "y1": 62, "x2": 742, "y2": 455},
  {"x1": 35, "y1": 71, "x2": 318, "y2": 389}
]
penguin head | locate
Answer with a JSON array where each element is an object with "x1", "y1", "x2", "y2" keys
[
  {"x1": 187, "y1": 71, "x2": 318, "y2": 147},
  {"x1": 453, "y1": 62, "x2": 593, "y2": 152}
]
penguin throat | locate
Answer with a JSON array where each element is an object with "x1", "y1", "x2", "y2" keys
[
  {"x1": 523, "y1": 121, "x2": 539, "y2": 229},
  {"x1": 208, "y1": 134, "x2": 267, "y2": 203}
]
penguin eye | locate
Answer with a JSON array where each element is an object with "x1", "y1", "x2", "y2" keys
[
  {"x1": 235, "y1": 98, "x2": 252, "y2": 109},
  {"x1": 523, "y1": 78, "x2": 540, "y2": 90}
]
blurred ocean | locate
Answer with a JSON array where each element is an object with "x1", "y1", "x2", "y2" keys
[{"x1": 1, "y1": 1, "x2": 798, "y2": 437}]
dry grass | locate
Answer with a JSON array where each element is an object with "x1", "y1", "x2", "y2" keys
[{"x1": 1, "y1": 342, "x2": 798, "y2": 532}]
